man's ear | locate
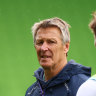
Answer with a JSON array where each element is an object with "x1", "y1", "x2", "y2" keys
[{"x1": 63, "y1": 42, "x2": 70, "y2": 54}]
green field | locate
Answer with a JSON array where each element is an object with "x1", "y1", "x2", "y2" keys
[{"x1": 0, "y1": 0, "x2": 96, "y2": 96}]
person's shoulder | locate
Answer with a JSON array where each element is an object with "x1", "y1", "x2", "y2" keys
[
  {"x1": 69, "y1": 73, "x2": 90, "y2": 90},
  {"x1": 25, "y1": 82, "x2": 37, "y2": 96},
  {"x1": 67, "y1": 74, "x2": 90, "y2": 96},
  {"x1": 71, "y1": 73, "x2": 90, "y2": 83}
]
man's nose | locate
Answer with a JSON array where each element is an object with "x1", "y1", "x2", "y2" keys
[{"x1": 41, "y1": 42, "x2": 48, "y2": 51}]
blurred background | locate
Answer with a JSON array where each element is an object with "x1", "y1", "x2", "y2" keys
[{"x1": 0, "y1": 0, "x2": 96, "y2": 96}]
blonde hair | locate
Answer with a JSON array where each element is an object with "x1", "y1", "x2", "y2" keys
[{"x1": 32, "y1": 17, "x2": 70, "y2": 44}]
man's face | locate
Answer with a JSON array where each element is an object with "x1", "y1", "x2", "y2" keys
[{"x1": 35, "y1": 27, "x2": 69, "y2": 69}]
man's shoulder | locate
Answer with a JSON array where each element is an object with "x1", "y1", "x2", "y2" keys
[
  {"x1": 67, "y1": 73, "x2": 90, "y2": 96},
  {"x1": 71, "y1": 73, "x2": 90, "y2": 83},
  {"x1": 68, "y1": 73, "x2": 90, "y2": 90}
]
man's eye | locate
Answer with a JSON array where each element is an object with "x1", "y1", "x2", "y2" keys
[
  {"x1": 48, "y1": 40, "x2": 56, "y2": 44},
  {"x1": 36, "y1": 41, "x2": 43, "y2": 45}
]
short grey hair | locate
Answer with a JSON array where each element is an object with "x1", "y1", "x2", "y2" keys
[{"x1": 32, "y1": 17, "x2": 70, "y2": 44}]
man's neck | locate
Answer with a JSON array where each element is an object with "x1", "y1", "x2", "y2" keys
[{"x1": 44, "y1": 59, "x2": 67, "y2": 81}]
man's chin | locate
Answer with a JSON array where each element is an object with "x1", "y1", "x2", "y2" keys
[{"x1": 40, "y1": 62, "x2": 52, "y2": 69}]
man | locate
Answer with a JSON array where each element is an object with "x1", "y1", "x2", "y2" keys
[
  {"x1": 25, "y1": 17, "x2": 91, "y2": 96},
  {"x1": 76, "y1": 12, "x2": 96, "y2": 96}
]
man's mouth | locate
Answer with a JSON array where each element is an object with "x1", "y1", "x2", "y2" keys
[{"x1": 41, "y1": 55, "x2": 51, "y2": 58}]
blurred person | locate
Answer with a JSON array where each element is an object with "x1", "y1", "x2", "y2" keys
[
  {"x1": 76, "y1": 12, "x2": 96, "y2": 96},
  {"x1": 89, "y1": 11, "x2": 96, "y2": 47},
  {"x1": 25, "y1": 17, "x2": 91, "y2": 96}
]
